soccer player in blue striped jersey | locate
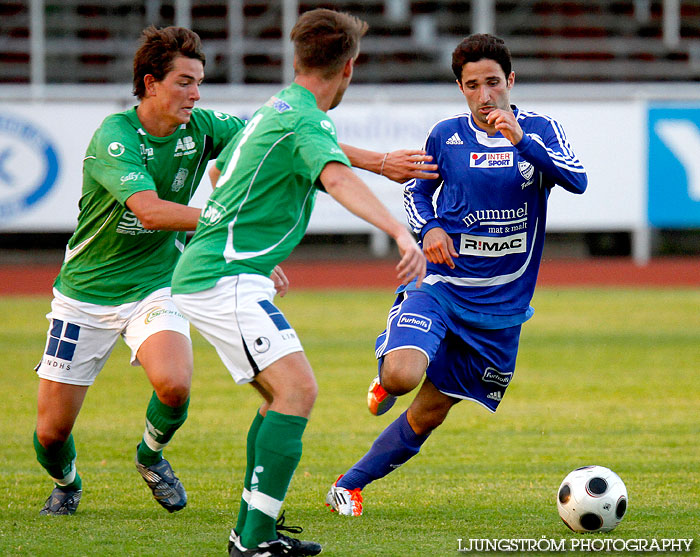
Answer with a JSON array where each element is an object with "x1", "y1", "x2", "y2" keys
[{"x1": 326, "y1": 33, "x2": 587, "y2": 517}]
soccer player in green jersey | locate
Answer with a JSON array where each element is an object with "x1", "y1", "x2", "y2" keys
[
  {"x1": 32, "y1": 23, "x2": 436, "y2": 519},
  {"x1": 171, "y1": 9, "x2": 426, "y2": 556}
]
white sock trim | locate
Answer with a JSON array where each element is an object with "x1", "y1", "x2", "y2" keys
[
  {"x1": 248, "y1": 490, "x2": 283, "y2": 519},
  {"x1": 143, "y1": 424, "x2": 168, "y2": 452},
  {"x1": 52, "y1": 461, "x2": 76, "y2": 486}
]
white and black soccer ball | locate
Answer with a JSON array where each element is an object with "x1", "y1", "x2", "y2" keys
[{"x1": 557, "y1": 465, "x2": 628, "y2": 533}]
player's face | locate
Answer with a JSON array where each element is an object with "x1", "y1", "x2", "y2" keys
[
  {"x1": 457, "y1": 58, "x2": 514, "y2": 133},
  {"x1": 151, "y1": 56, "x2": 204, "y2": 130}
]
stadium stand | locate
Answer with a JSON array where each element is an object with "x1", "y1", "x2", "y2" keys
[{"x1": 2, "y1": 0, "x2": 700, "y2": 85}]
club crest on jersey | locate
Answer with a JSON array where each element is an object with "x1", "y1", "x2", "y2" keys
[
  {"x1": 171, "y1": 168, "x2": 189, "y2": 192},
  {"x1": 518, "y1": 160, "x2": 534, "y2": 180},
  {"x1": 470, "y1": 151, "x2": 512, "y2": 168}
]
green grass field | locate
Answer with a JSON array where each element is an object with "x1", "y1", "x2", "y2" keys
[{"x1": 0, "y1": 288, "x2": 698, "y2": 556}]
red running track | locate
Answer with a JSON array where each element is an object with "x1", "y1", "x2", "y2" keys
[{"x1": 1, "y1": 257, "x2": 698, "y2": 296}]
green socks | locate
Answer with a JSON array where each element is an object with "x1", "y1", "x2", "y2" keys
[
  {"x1": 235, "y1": 409, "x2": 265, "y2": 534},
  {"x1": 34, "y1": 431, "x2": 82, "y2": 491},
  {"x1": 239, "y1": 410, "x2": 308, "y2": 549},
  {"x1": 136, "y1": 392, "x2": 189, "y2": 466}
]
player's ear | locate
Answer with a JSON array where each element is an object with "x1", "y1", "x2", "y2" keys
[
  {"x1": 143, "y1": 74, "x2": 157, "y2": 97},
  {"x1": 342, "y1": 56, "x2": 354, "y2": 79},
  {"x1": 456, "y1": 79, "x2": 464, "y2": 94},
  {"x1": 507, "y1": 71, "x2": 515, "y2": 89}
]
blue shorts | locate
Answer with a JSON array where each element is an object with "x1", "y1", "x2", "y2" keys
[{"x1": 375, "y1": 290, "x2": 521, "y2": 412}]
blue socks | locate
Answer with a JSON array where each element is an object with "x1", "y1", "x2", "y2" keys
[{"x1": 338, "y1": 411, "x2": 429, "y2": 491}]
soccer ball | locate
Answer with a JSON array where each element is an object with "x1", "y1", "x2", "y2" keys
[{"x1": 556, "y1": 465, "x2": 628, "y2": 533}]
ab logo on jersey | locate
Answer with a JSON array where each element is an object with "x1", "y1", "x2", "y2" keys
[
  {"x1": 470, "y1": 151, "x2": 513, "y2": 168},
  {"x1": 174, "y1": 136, "x2": 196, "y2": 157}
]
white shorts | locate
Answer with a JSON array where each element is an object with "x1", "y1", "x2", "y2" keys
[
  {"x1": 172, "y1": 274, "x2": 303, "y2": 385},
  {"x1": 36, "y1": 287, "x2": 190, "y2": 386}
]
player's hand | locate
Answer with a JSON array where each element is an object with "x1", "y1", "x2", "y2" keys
[
  {"x1": 395, "y1": 229, "x2": 426, "y2": 287},
  {"x1": 423, "y1": 227, "x2": 458, "y2": 269},
  {"x1": 381, "y1": 150, "x2": 439, "y2": 183},
  {"x1": 270, "y1": 265, "x2": 289, "y2": 297},
  {"x1": 487, "y1": 109, "x2": 523, "y2": 146}
]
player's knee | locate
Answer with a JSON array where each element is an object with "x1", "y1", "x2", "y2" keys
[
  {"x1": 292, "y1": 376, "x2": 318, "y2": 412},
  {"x1": 154, "y1": 380, "x2": 191, "y2": 407},
  {"x1": 35, "y1": 424, "x2": 72, "y2": 448},
  {"x1": 380, "y1": 357, "x2": 423, "y2": 395}
]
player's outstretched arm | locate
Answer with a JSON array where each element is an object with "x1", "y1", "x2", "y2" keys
[
  {"x1": 126, "y1": 190, "x2": 201, "y2": 231},
  {"x1": 320, "y1": 162, "x2": 426, "y2": 286},
  {"x1": 339, "y1": 144, "x2": 439, "y2": 183}
]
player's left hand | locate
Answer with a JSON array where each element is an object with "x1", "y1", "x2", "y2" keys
[
  {"x1": 270, "y1": 265, "x2": 289, "y2": 297},
  {"x1": 487, "y1": 109, "x2": 523, "y2": 146},
  {"x1": 382, "y1": 150, "x2": 439, "y2": 183}
]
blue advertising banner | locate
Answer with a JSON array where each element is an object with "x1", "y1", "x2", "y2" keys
[{"x1": 648, "y1": 105, "x2": 700, "y2": 227}]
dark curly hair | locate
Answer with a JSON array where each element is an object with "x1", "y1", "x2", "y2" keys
[
  {"x1": 132, "y1": 26, "x2": 205, "y2": 99},
  {"x1": 451, "y1": 34, "x2": 512, "y2": 81}
]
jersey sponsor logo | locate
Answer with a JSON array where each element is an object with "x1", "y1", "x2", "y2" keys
[
  {"x1": 320, "y1": 120, "x2": 336, "y2": 135},
  {"x1": 482, "y1": 366, "x2": 512, "y2": 387},
  {"x1": 0, "y1": 113, "x2": 59, "y2": 221},
  {"x1": 445, "y1": 132, "x2": 463, "y2": 145},
  {"x1": 171, "y1": 168, "x2": 189, "y2": 192},
  {"x1": 108, "y1": 141, "x2": 125, "y2": 157},
  {"x1": 144, "y1": 306, "x2": 185, "y2": 324},
  {"x1": 201, "y1": 200, "x2": 225, "y2": 226},
  {"x1": 140, "y1": 143, "x2": 154, "y2": 160},
  {"x1": 253, "y1": 337, "x2": 271, "y2": 353},
  {"x1": 120, "y1": 171, "x2": 144, "y2": 185},
  {"x1": 462, "y1": 202, "x2": 528, "y2": 228},
  {"x1": 214, "y1": 111, "x2": 231, "y2": 121},
  {"x1": 470, "y1": 151, "x2": 513, "y2": 168},
  {"x1": 459, "y1": 232, "x2": 526, "y2": 257},
  {"x1": 174, "y1": 136, "x2": 196, "y2": 157},
  {"x1": 115, "y1": 210, "x2": 155, "y2": 235},
  {"x1": 397, "y1": 313, "x2": 432, "y2": 332},
  {"x1": 268, "y1": 97, "x2": 292, "y2": 113},
  {"x1": 42, "y1": 319, "x2": 79, "y2": 371}
]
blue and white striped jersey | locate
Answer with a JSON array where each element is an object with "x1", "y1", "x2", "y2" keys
[{"x1": 403, "y1": 105, "x2": 587, "y2": 328}]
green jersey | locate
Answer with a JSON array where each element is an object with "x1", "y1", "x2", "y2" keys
[
  {"x1": 171, "y1": 83, "x2": 351, "y2": 295},
  {"x1": 54, "y1": 107, "x2": 244, "y2": 305}
]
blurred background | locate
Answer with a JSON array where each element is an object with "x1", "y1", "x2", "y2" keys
[{"x1": 2, "y1": 0, "x2": 700, "y2": 267}]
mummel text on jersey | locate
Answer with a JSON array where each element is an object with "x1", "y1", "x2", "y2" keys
[{"x1": 404, "y1": 105, "x2": 587, "y2": 328}]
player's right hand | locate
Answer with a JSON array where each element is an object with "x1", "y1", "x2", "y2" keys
[
  {"x1": 395, "y1": 229, "x2": 426, "y2": 287},
  {"x1": 422, "y1": 227, "x2": 458, "y2": 269}
]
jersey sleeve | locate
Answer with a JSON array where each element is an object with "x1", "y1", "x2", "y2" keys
[
  {"x1": 403, "y1": 127, "x2": 444, "y2": 237},
  {"x1": 294, "y1": 114, "x2": 351, "y2": 187},
  {"x1": 515, "y1": 117, "x2": 587, "y2": 194},
  {"x1": 198, "y1": 109, "x2": 246, "y2": 159},
  {"x1": 86, "y1": 116, "x2": 156, "y2": 206}
]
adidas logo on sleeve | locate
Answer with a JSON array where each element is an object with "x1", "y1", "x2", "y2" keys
[{"x1": 445, "y1": 132, "x2": 463, "y2": 145}]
